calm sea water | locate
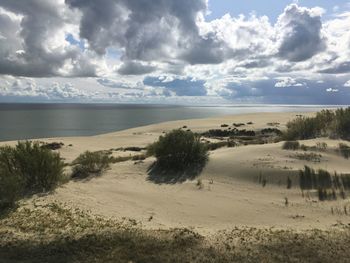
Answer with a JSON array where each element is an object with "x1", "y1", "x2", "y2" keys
[{"x1": 0, "y1": 104, "x2": 341, "y2": 141}]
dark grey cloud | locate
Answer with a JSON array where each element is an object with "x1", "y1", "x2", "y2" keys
[
  {"x1": 225, "y1": 78, "x2": 347, "y2": 104},
  {"x1": 238, "y1": 59, "x2": 270, "y2": 69},
  {"x1": 66, "y1": 0, "x2": 231, "y2": 65},
  {"x1": 180, "y1": 34, "x2": 228, "y2": 65},
  {"x1": 318, "y1": 61, "x2": 350, "y2": 74},
  {"x1": 0, "y1": 0, "x2": 96, "y2": 77},
  {"x1": 96, "y1": 78, "x2": 138, "y2": 89},
  {"x1": 117, "y1": 61, "x2": 157, "y2": 75},
  {"x1": 143, "y1": 76, "x2": 207, "y2": 96},
  {"x1": 277, "y1": 4, "x2": 326, "y2": 62}
]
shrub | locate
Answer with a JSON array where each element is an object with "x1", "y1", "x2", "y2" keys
[
  {"x1": 261, "y1": 128, "x2": 283, "y2": 136},
  {"x1": 148, "y1": 129, "x2": 208, "y2": 172},
  {"x1": 282, "y1": 141, "x2": 300, "y2": 150},
  {"x1": 0, "y1": 170, "x2": 22, "y2": 209},
  {"x1": 338, "y1": 143, "x2": 350, "y2": 159},
  {"x1": 41, "y1": 142, "x2": 64, "y2": 150},
  {"x1": 72, "y1": 151, "x2": 111, "y2": 179},
  {"x1": 316, "y1": 142, "x2": 328, "y2": 151},
  {"x1": 333, "y1": 108, "x2": 350, "y2": 140},
  {"x1": 0, "y1": 141, "x2": 64, "y2": 209},
  {"x1": 284, "y1": 108, "x2": 350, "y2": 140}
]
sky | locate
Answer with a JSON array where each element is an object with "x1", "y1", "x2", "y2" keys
[{"x1": 0, "y1": 0, "x2": 350, "y2": 105}]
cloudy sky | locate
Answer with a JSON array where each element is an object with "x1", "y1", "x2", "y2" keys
[{"x1": 0, "y1": 0, "x2": 350, "y2": 104}]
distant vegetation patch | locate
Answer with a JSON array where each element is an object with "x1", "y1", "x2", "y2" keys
[
  {"x1": 0, "y1": 141, "x2": 65, "y2": 209},
  {"x1": 206, "y1": 140, "x2": 236, "y2": 151},
  {"x1": 40, "y1": 142, "x2": 64, "y2": 150}
]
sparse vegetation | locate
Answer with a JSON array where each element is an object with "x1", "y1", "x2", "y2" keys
[
  {"x1": 0, "y1": 141, "x2": 65, "y2": 209},
  {"x1": 206, "y1": 140, "x2": 236, "y2": 151},
  {"x1": 71, "y1": 151, "x2": 111, "y2": 179},
  {"x1": 287, "y1": 176, "x2": 292, "y2": 189},
  {"x1": 293, "y1": 152, "x2": 322, "y2": 162},
  {"x1": 202, "y1": 129, "x2": 255, "y2": 138},
  {"x1": 282, "y1": 140, "x2": 300, "y2": 150},
  {"x1": 3, "y1": 203, "x2": 350, "y2": 262},
  {"x1": 316, "y1": 142, "x2": 328, "y2": 151},
  {"x1": 299, "y1": 166, "x2": 350, "y2": 201},
  {"x1": 115, "y1": 146, "x2": 145, "y2": 152}
]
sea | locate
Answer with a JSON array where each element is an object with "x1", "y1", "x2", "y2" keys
[{"x1": 0, "y1": 103, "x2": 343, "y2": 141}]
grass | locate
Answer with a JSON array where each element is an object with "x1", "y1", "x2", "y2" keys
[
  {"x1": 0, "y1": 141, "x2": 65, "y2": 209},
  {"x1": 284, "y1": 108, "x2": 350, "y2": 140},
  {"x1": 338, "y1": 143, "x2": 350, "y2": 159},
  {"x1": 71, "y1": 151, "x2": 111, "y2": 179},
  {"x1": 2, "y1": 203, "x2": 350, "y2": 262},
  {"x1": 293, "y1": 152, "x2": 322, "y2": 162}
]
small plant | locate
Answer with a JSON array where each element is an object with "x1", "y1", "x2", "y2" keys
[
  {"x1": 72, "y1": 151, "x2": 111, "y2": 179},
  {"x1": 40, "y1": 142, "x2": 64, "y2": 150},
  {"x1": 338, "y1": 143, "x2": 350, "y2": 159},
  {"x1": 316, "y1": 142, "x2": 328, "y2": 151},
  {"x1": 287, "y1": 177, "x2": 292, "y2": 189},
  {"x1": 293, "y1": 152, "x2": 322, "y2": 162},
  {"x1": 300, "y1": 144, "x2": 308, "y2": 151},
  {"x1": 196, "y1": 179, "x2": 204, "y2": 189},
  {"x1": 282, "y1": 141, "x2": 300, "y2": 150}
]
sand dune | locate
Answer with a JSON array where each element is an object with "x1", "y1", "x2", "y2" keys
[{"x1": 3, "y1": 111, "x2": 347, "y2": 236}]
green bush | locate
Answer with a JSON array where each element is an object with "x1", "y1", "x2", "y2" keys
[
  {"x1": 334, "y1": 108, "x2": 350, "y2": 140},
  {"x1": 148, "y1": 129, "x2": 208, "y2": 172},
  {"x1": 0, "y1": 170, "x2": 22, "y2": 209},
  {"x1": 284, "y1": 108, "x2": 350, "y2": 140},
  {"x1": 338, "y1": 143, "x2": 350, "y2": 159},
  {"x1": 72, "y1": 151, "x2": 111, "y2": 179},
  {"x1": 282, "y1": 141, "x2": 300, "y2": 150},
  {"x1": 0, "y1": 141, "x2": 64, "y2": 209}
]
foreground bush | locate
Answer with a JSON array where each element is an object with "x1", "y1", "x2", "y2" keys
[
  {"x1": 0, "y1": 141, "x2": 64, "y2": 209},
  {"x1": 72, "y1": 151, "x2": 111, "y2": 179}
]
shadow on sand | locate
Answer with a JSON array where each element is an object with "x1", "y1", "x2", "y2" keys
[{"x1": 147, "y1": 161, "x2": 207, "y2": 184}]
